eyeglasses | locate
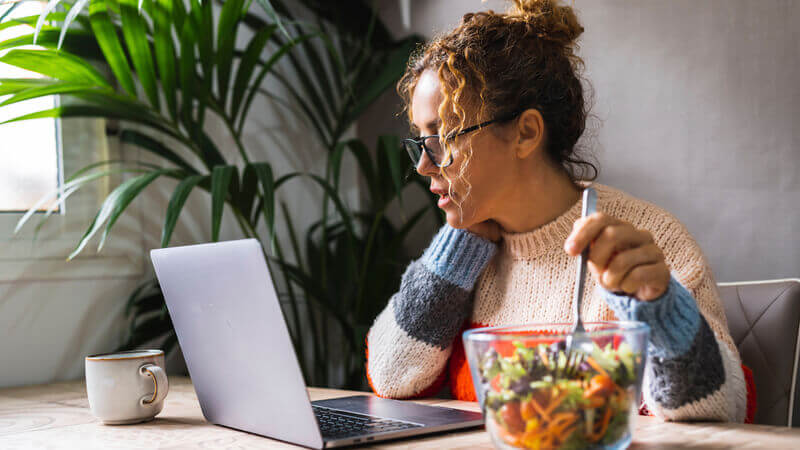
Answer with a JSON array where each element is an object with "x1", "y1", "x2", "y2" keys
[{"x1": 402, "y1": 109, "x2": 524, "y2": 168}]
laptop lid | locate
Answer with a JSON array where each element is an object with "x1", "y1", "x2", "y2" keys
[{"x1": 151, "y1": 239, "x2": 324, "y2": 449}]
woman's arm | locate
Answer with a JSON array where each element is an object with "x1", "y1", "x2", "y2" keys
[
  {"x1": 567, "y1": 211, "x2": 747, "y2": 422},
  {"x1": 366, "y1": 224, "x2": 497, "y2": 398},
  {"x1": 602, "y1": 276, "x2": 747, "y2": 422}
]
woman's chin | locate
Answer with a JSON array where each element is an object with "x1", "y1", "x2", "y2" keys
[{"x1": 444, "y1": 210, "x2": 477, "y2": 230}]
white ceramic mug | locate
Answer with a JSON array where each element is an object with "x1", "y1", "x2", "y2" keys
[{"x1": 85, "y1": 350, "x2": 169, "y2": 424}]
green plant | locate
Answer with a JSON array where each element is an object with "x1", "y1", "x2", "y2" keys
[{"x1": 2, "y1": 0, "x2": 437, "y2": 388}]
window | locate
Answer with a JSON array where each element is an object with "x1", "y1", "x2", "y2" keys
[{"x1": 0, "y1": 0, "x2": 62, "y2": 212}]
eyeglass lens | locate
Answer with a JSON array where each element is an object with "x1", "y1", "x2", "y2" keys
[{"x1": 403, "y1": 137, "x2": 448, "y2": 167}]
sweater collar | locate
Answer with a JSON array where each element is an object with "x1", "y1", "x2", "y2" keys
[{"x1": 500, "y1": 181, "x2": 601, "y2": 259}]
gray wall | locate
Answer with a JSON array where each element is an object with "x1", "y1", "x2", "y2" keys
[{"x1": 367, "y1": 0, "x2": 799, "y2": 282}]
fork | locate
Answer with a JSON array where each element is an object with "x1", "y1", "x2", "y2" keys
[{"x1": 563, "y1": 187, "x2": 598, "y2": 368}]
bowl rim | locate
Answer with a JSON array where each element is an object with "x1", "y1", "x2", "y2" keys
[{"x1": 462, "y1": 320, "x2": 650, "y2": 341}]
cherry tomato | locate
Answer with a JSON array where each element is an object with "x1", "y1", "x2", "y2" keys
[{"x1": 500, "y1": 401, "x2": 525, "y2": 434}]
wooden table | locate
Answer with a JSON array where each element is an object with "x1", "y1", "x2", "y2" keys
[{"x1": 1, "y1": 376, "x2": 799, "y2": 449}]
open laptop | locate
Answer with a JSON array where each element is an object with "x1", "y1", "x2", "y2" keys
[{"x1": 150, "y1": 239, "x2": 484, "y2": 448}]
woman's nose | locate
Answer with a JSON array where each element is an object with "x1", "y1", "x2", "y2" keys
[{"x1": 416, "y1": 150, "x2": 439, "y2": 177}]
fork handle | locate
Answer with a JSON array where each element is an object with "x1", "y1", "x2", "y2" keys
[{"x1": 573, "y1": 187, "x2": 597, "y2": 331}]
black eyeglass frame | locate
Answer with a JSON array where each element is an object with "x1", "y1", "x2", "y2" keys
[{"x1": 402, "y1": 109, "x2": 525, "y2": 168}]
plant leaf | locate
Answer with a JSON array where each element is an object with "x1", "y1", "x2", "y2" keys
[
  {"x1": 379, "y1": 135, "x2": 406, "y2": 206},
  {"x1": 0, "y1": 49, "x2": 111, "y2": 86},
  {"x1": 0, "y1": 28, "x2": 103, "y2": 60},
  {"x1": 236, "y1": 32, "x2": 315, "y2": 132},
  {"x1": 1, "y1": 12, "x2": 66, "y2": 32},
  {"x1": 254, "y1": 0, "x2": 289, "y2": 39},
  {"x1": 57, "y1": 0, "x2": 89, "y2": 50},
  {"x1": 97, "y1": 169, "x2": 173, "y2": 251},
  {"x1": 15, "y1": 165, "x2": 150, "y2": 235},
  {"x1": 88, "y1": 0, "x2": 137, "y2": 96},
  {"x1": 216, "y1": 0, "x2": 244, "y2": 109},
  {"x1": 230, "y1": 23, "x2": 275, "y2": 119},
  {"x1": 194, "y1": 128, "x2": 226, "y2": 169},
  {"x1": 33, "y1": 0, "x2": 62, "y2": 44},
  {"x1": 161, "y1": 174, "x2": 205, "y2": 247},
  {"x1": 251, "y1": 162, "x2": 276, "y2": 250},
  {"x1": 0, "y1": 82, "x2": 104, "y2": 107},
  {"x1": 347, "y1": 37, "x2": 419, "y2": 124},
  {"x1": 178, "y1": 18, "x2": 196, "y2": 126},
  {"x1": 119, "y1": 128, "x2": 197, "y2": 174},
  {"x1": 238, "y1": 163, "x2": 258, "y2": 220},
  {"x1": 69, "y1": 169, "x2": 172, "y2": 259},
  {"x1": 210, "y1": 165, "x2": 234, "y2": 242},
  {"x1": 119, "y1": 0, "x2": 160, "y2": 108},
  {"x1": 0, "y1": 77, "x2": 71, "y2": 95},
  {"x1": 191, "y1": 0, "x2": 213, "y2": 92},
  {"x1": 152, "y1": 0, "x2": 177, "y2": 119}
]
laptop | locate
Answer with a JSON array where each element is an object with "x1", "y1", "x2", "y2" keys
[{"x1": 150, "y1": 239, "x2": 484, "y2": 448}]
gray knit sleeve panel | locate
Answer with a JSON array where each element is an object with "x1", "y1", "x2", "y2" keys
[
  {"x1": 645, "y1": 318, "x2": 725, "y2": 409},
  {"x1": 391, "y1": 260, "x2": 473, "y2": 350}
]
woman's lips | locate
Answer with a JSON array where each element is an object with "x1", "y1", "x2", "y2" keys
[
  {"x1": 437, "y1": 193, "x2": 451, "y2": 208},
  {"x1": 431, "y1": 186, "x2": 452, "y2": 208}
]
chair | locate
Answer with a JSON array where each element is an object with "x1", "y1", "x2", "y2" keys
[{"x1": 717, "y1": 279, "x2": 800, "y2": 427}]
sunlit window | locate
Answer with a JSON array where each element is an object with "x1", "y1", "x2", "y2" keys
[{"x1": 0, "y1": 0, "x2": 62, "y2": 212}]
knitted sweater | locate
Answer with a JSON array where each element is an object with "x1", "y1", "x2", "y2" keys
[{"x1": 366, "y1": 182, "x2": 747, "y2": 422}]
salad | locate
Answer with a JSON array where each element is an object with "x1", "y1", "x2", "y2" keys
[{"x1": 479, "y1": 338, "x2": 642, "y2": 449}]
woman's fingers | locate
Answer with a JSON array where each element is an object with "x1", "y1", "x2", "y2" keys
[
  {"x1": 564, "y1": 212, "x2": 619, "y2": 256},
  {"x1": 589, "y1": 226, "x2": 653, "y2": 270},
  {"x1": 618, "y1": 261, "x2": 671, "y2": 301},
  {"x1": 567, "y1": 212, "x2": 671, "y2": 302},
  {"x1": 598, "y1": 243, "x2": 664, "y2": 291}
]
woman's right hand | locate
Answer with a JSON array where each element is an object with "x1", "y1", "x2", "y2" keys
[{"x1": 467, "y1": 219, "x2": 502, "y2": 243}]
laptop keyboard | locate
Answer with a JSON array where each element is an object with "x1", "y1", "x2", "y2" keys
[{"x1": 312, "y1": 405, "x2": 423, "y2": 439}]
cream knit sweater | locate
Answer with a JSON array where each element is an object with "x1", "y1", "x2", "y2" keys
[{"x1": 366, "y1": 182, "x2": 747, "y2": 422}]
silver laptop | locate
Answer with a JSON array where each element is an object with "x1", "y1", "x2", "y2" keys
[{"x1": 151, "y1": 239, "x2": 483, "y2": 448}]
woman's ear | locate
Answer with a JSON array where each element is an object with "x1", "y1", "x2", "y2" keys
[{"x1": 515, "y1": 108, "x2": 545, "y2": 159}]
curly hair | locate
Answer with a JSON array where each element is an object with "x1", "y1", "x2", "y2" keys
[{"x1": 397, "y1": 0, "x2": 598, "y2": 205}]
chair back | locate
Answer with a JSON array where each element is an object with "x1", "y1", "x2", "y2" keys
[{"x1": 718, "y1": 279, "x2": 800, "y2": 426}]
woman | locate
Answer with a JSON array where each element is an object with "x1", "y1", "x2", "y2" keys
[{"x1": 365, "y1": 0, "x2": 747, "y2": 422}]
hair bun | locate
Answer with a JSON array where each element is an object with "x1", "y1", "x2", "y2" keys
[{"x1": 507, "y1": 0, "x2": 584, "y2": 45}]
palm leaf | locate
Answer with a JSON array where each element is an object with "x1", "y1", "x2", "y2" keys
[
  {"x1": 118, "y1": 128, "x2": 198, "y2": 174},
  {"x1": 57, "y1": 0, "x2": 89, "y2": 49},
  {"x1": 347, "y1": 38, "x2": 419, "y2": 124},
  {"x1": 69, "y1": 168, "x2": 175, "y2": 259},
  {"x1": 253, "y1": 0, "x2": 289, "y2": 39},
  {"x1": 230, "y1": 23, "x2": 275, "y2": 119},
  {"x1": 0, "y1": 49, "x2": 110, "y2": 86},
  {"x1": 152, "y1": 0, "x2": 177, "y2": 119},
  {"x1": 0, "y1": 82, "x2": 106, "y2": 107},
  {"x1": 0, "y1": 12, "x2": 67, "y2": 32},
  {"x1": 32, "y1": 0, "x2": 63, "y2": 44},
  {"x1": 0, "y1": 77, "x2": 74, "y2": 95},
  {"x1": 119, "y1": 0, "x2": 160, "y2": 109},
  {"x1": 178, "y1": 18, "x2": 196, "y2": 126},
  {"x1": 0, "y1": 28, "x2": 103, "y2": 60},
  {"x1": 15, "y1": 165, "x2": 152, "y2": 235},
  {"x1": 215, "y1": 0, "x2": 243, "y2": 109},
  {"x1": 161, "y1": 174, "x2": 206, "y2": 247},
  {"x1": 191, "y1": 0, "x2": 213, "y2": 92},
  {"x1": 235, "y1": 32, "x2": 316, "y2": 133},
  {"x1": 88, "y1": 0, "x2": 137, "y2": 96},
  {"x1": 251, "y1": 162, "x2": 276, "y2": 249},
  {"x1": 238, "y1": 163, "x2": 258, "y2": 221},
  {"x1": 379, "y1": 135, "x2": 406, "y2": 206},
  {"x1": 210, "y1": 165, "x2": 234, "y2": 242}
]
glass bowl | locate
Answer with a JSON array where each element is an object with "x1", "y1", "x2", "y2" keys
[{"x1": 463, "y1": 322, "x2": 650, "y2": 450}]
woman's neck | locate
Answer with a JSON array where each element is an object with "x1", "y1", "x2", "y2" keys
[{"x1": 493, "y1": 165, "x2": 582, "y2": 234}]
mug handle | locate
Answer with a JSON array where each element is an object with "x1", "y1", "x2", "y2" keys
[{"x1": 139, "y1": 363, "x2": 169, "y2": 406}]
